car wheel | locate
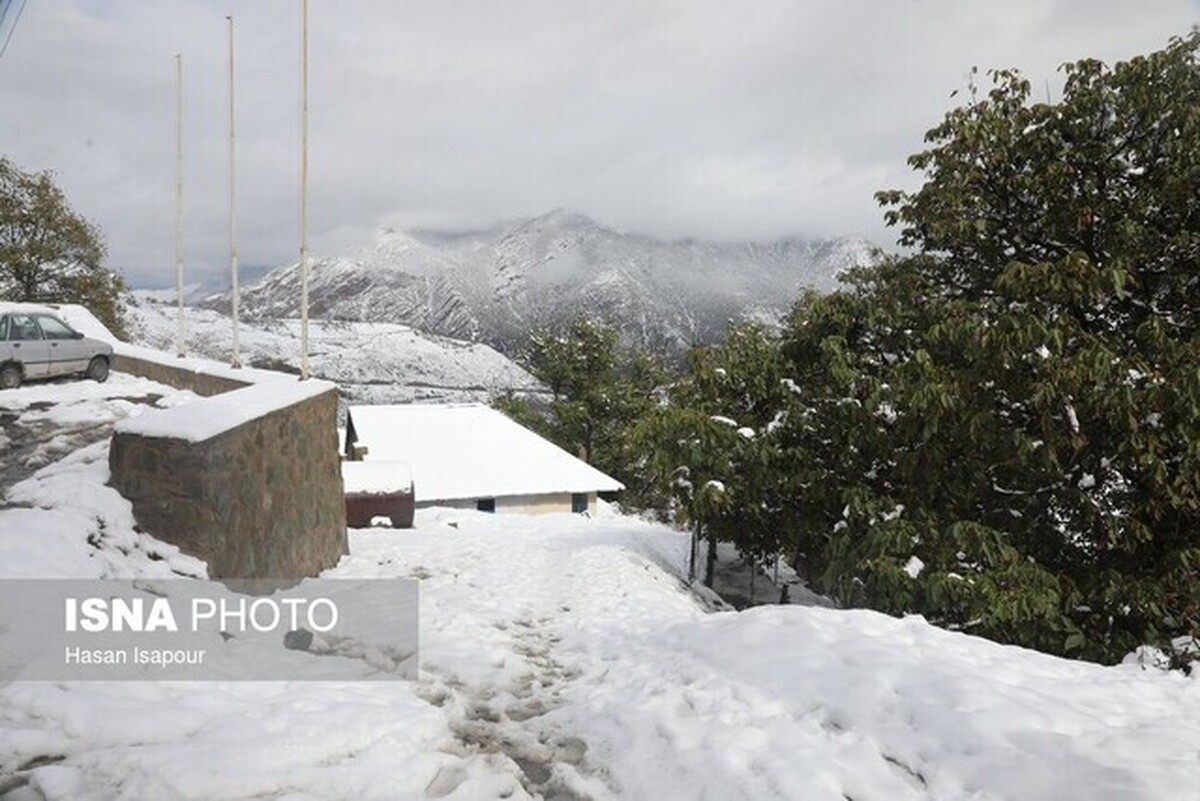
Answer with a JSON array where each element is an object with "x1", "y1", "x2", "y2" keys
[
  {"x1": 0, "y1": 364, "x2": 21, "y2": 390},
  {"x1": 86, "y1": 356, "x2": 110, "y2": 383}
]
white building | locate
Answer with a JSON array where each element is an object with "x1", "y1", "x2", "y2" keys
[{"x1": 343, "y1": 403, "x2": 623, "y2": 515}]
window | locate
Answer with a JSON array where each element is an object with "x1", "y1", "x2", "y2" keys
[
  {"x1": 571, "y1": 493, "x2": 588, "y2": 514},
  {"x1": 476, "y1": 498, "x2": 496, "y2": 513},
  {"x1": 0, "y1": 316, "x2": 7, "y2": 341},
  {"x1": 36, "y1": 315, "x2": 75, "y2": 340},
  {"x1": 8, "y1": 315, "x2": 43, "y2": 341}
]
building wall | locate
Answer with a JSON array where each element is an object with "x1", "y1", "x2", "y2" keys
[
  {"x1": 415, "y1": 498, "x2": 481, "y2": 512},
  {"x1": 416, "y1": 491, "x2": 597, "y2": 515},
  {"x1": 109, "y1": 384, "x2": 347, "y2": 580},
  {"x1": 112, "y1": 353, "x2": 250, "y2": 397}
]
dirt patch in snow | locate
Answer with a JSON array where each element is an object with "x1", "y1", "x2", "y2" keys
[
  {"x1": 419, "y1": 618, "x2": 604, "y2": 800},
  {"x1": 0, "y1": 390, "x2": 164, "y2": 499}
]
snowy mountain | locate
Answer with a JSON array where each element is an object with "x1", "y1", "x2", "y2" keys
[
  {"x1": 215, "y1": 210, "x2": 878, "y2": 353},
  {"x1": 128, "y1": 293, "x2": 541, "y2": 408}
]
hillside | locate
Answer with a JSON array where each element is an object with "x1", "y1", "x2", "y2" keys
[
  {"x1": 216, "y1": 209, "x2": 877, "y2": 353},
  {"x1": 128, "y1": 293, "x2": 541, "y2": 408}
]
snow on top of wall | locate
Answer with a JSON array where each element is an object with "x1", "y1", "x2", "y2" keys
[
  {"x1": 55, "y1": 304, "x2": 336, "y2": 442},
  {"x1": 114, "y1": 379, "x2": 335, "y2": 443},
  {"x1": 342, "y1": 460, "x2": 413, "y2": 494},
  {"x1": 347, "y1": 403, "x2": 623, "y2": 501}
]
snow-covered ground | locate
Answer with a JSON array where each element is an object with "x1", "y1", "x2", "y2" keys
[
  {"x1": 127, "y1": 294, "x2": 542, "y2": 408},
  {"x1": 0, "y1": 374, "x2": 199, "y2": 498},
  {"x1": 2, "y1": 376, "x2": 1199, "y2": 800}
]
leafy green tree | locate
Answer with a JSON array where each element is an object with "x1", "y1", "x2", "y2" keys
[
  {"x1": 635, "y1": 402, "x2": 738, "y2": 583},
  {"x1": 638, "y1": 322, "x2": 801, "y2": 587},
  {"x1": 776, "y1": 33, "x2": 1200, "y2": 663},
  {"x1": 0, "y1": 156, "x2": 127, "y2": 338}
]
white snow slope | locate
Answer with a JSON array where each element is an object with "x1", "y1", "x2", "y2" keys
[
  {"x1": 127, "y1": 293, "x2": 542, "y2": 408},
  {"x1": 1, "y1": 380, "x2": 1198, "y2": 800}
]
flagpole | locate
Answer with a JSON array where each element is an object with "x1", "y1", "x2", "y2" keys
[
  {"x1": 227, "y1": 14, "x2": 242, "y2": 368},
  {"x1": 174, "y1": 52, "x2": 186, "y2": 358},
  {"x1": 299, "y1": 0, "x2": 311, "y2": 380}
]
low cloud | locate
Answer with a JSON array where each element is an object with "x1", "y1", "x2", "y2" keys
[{"x1": 0, "y1": 0, "x2": 1194, "y2": 286}]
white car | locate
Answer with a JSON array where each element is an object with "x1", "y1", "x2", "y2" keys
[{"x1": 0, "y1": 303, "x2": 113, "y2": 389}]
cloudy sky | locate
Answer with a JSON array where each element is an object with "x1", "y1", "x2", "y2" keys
[{"x1": 1, "y1": 1, "x2": 1196, "y2": 287}]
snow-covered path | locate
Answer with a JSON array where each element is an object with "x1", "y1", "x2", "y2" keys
[
  {"x1": 336, "y1": 513, "x2": 1200, "y2": 801},
  {"x1": 0, "y1": 375, "x2": 194, "y2": 493},
  {"x1": 332, "y1": 512, "x2": 704, "y2": 799}
]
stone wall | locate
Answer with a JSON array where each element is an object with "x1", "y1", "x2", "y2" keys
[
  {"x1": 109, "y1": 387, "x2": 347, "y2": 580},
  {"x1": 112, "y1": 353, "x2": 250, "y2": 397}
]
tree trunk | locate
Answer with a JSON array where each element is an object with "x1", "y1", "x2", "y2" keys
[
  {"x1": 790, "y1": 543, "x2": 810, "y2": 584},
  {"x1": 704, "y1": 532, "x2": 718, "y2": 588},
  {"x1": 19, "y1": 264, "x2": 39, "y2": 302},
  {"x1": 688, "y1": 524, "x2": 698, "y2": 583}
]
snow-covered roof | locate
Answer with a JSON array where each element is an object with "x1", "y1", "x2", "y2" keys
[
  {"x1": 347, "y1": 403, "x2": 624, "y2": 501},
  {"x1": 341, "y1": 460, "x2": 413, "y2": 495}
]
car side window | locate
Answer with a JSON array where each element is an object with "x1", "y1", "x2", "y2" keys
[
  {"x1": 37, "y1": 315, "x2": 75, "y2": 341},
  {"x1": 8, "y1": 315, "x2": 43, "y2": 341},
  {"x1": 0, "y1": 316, "x2": 8, "y2": 342}
]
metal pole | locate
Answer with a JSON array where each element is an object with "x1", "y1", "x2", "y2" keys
[
  {"x1": 174, "y1": 53, "x2": 186, "y2": 358},
  {"x1": 298, "y1": 0, "x2": 311, "y2": 380},
  {"x1": 228, "y1": 15, "x2": 242, "y2": 368}
]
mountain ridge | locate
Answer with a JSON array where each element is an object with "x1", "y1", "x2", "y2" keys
[{"x1": 211, "y1": 209, "x2": 879, "y2": 353}]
